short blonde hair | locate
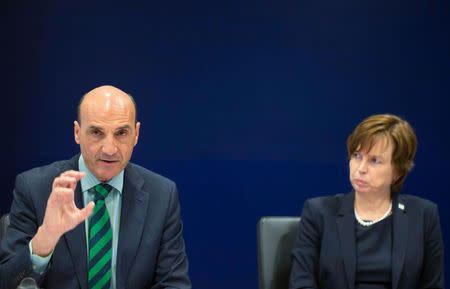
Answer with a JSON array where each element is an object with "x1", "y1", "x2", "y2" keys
[{"x1": 347, "y1": 114, "x2": 417, "y2": 194}]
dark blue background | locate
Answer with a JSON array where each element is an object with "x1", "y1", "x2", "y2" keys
[{"x1": 1, "y1": 0, "x2": 449, "y2": 287}]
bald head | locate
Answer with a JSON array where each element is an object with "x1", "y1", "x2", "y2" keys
[{"x1": 77, "y1": 85, "x2": 137, "y2": 125}]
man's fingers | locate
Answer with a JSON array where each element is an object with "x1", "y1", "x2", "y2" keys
[
  {"x1": 78, "y1": 201, "x2": 95, "y2": 222},
  {"x1": 61, "y1": 170, "x2": 86, "y2": 181},
  {"x1": 49, "y1": 187, "x2": 75, "y2": 205},
  {"x1": 53, "y1": 171, "x2": 85, "y2": 190},
  {"x1": 53, "y1": 176, "x2": 77, "y2": 189}
]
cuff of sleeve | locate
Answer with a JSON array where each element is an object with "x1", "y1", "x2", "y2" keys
[{"x1": 29, "y1": 240, "x2": 53, "y2": 274}]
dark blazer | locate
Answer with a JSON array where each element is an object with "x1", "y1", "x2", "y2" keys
[
  {"x1": 0, "y1": 155, "x2": 191, "y2": 289},
  {"x1": 289, "y1": 192, "x2": 444, "y2": 289}
]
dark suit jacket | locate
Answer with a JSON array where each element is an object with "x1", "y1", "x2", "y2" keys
[
  {"x1": 0, "y1": 155, "x2": 191, "y2": 289},
  {"x1": 289, "y1": 192, "x2": 444, "y2": 289}
]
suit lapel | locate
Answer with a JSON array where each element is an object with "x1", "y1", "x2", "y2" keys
[
  {"x1": 336, "y1": 192, "x2": 356, "y2": 289},
  {"x1": 392, "y1": 194, "x2": 408, "y2": 289},
  {"x1": 116, "y1": 165, "x2": 149, "y2": 288},
  {"x1": 63, "y1": 182, "x2": 88, "y2": 289}
]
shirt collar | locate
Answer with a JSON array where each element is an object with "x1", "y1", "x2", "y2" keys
[{"x1": 78, "y1": 154, "x2": 124, "y2": 195}]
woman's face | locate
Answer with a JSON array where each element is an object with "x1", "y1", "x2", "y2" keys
[{"x1": 349, "y1": 137, "x2": 396, "y2": 197}]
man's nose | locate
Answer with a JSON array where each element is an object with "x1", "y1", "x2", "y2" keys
[{"x1": 102, "y1": 134, "x2": 118, "y2": 155}]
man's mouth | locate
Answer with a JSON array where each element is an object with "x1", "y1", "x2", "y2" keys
[{"x1": 100, "y1": 159, "x2": 118, "y2": 164}]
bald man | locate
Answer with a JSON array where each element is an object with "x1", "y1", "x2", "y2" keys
[{"x1": 0, "y1": 86, "x2": 191, "y2": 289}]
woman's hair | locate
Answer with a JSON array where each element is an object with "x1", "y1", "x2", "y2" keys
[{"x1": 347, "y1": 114, "x2": 417, "y2": 194}]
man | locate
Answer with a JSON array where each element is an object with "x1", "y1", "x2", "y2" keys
[{"x1": 0, "y1": 85, "x2": 191, "y2": 289}]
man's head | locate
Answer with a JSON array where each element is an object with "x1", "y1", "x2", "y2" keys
[{"x1": 74, "y1": 85, "x2": 140, "y2": 182}]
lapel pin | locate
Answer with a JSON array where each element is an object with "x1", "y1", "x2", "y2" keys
[{"x1": 398, "y1": 203, "x2": 405, "y2": 211}]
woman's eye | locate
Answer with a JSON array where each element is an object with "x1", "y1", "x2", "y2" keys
[
  {"x1": 372, "y1": 157, "x2": 380, "y2": 164},
  {"x1": 353, "y1": 153, "x2": 361, "y2": 159}
]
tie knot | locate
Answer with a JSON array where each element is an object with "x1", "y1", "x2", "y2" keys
[{"x1": 93, "y1": 183, "x2": 113, "y2": 201}]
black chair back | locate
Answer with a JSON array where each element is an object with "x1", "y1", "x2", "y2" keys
[
  {"x1": 257, "y1": 217, "x2": 300, "y2": 289},
  {"x1": 0, "y1": 213, "x2": 10, "y2": 242}
]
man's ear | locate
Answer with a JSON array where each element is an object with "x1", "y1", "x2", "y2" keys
[
  {"x1": 134, "y1": 122, "x2": 141, "y2": 146},
  {"x1": 74, "y1": 120, "x2": 81, "y2": 144}
]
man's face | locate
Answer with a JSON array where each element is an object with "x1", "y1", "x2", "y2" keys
[{"x1": 74, "y1": 87, "x2": 140, "y2": 182}]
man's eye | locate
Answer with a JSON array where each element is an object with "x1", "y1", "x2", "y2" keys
[
  {"x1": 117, "y1": 130, "x2": 128, "y2": 136},
  {"x1": 91, "y1": 130, "x2": 101, "y2": 136}
]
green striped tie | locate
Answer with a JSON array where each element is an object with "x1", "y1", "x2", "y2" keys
[{"x1": 88, "y1": 183, "x2": 113, "y2": 289}]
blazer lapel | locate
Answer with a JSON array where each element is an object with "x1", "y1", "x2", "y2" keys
[
  {"x1": 63, "y1": 182, "x2": 88, "y2": 289},
  {"x1": 116, "y1": 166, "x2": 150, "y2": 288},
  {"x1": 336, "y1": 192, "x2": 356, "y2": 289},
  {"x1": 391, "y1": 194, "x2": 408, "y2": 289}
]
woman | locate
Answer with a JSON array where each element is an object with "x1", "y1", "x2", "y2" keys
[{"x1": 289, "y1": 114, "x2": 444, "y2": 289}]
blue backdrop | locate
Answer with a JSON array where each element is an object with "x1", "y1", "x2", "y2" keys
[{"x1": 1, "y1": 0, "x2": 449, "y2": 287}]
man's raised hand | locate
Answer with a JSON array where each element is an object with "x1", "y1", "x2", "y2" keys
[{"x1": 31, "y1": 170, "x2": 95, "y2": 257}]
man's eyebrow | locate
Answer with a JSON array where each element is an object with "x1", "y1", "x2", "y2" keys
[
  {"x1": 88, "y1": 125, "x2": 103, "y2": 131},
  {"x1": 116, "y1": 125, "x2": 132, "y2": 130}
]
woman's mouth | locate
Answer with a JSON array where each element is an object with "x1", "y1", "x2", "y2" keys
[{"x1": 354, "y1": 179, "x2": 367, "y2": 186}]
